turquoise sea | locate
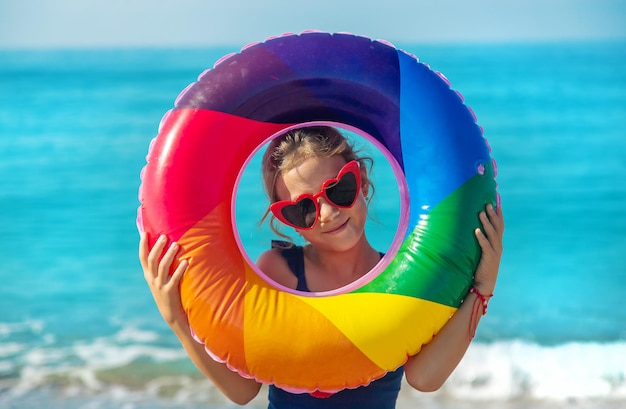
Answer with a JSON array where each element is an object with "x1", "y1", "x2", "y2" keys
[{"x1": 0, "y1": 40, "x2": 625, "y2": 408}]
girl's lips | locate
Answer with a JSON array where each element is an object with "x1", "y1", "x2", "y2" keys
[{"x1": 324, "y1": 219, "x2": 349, "y2": 234}]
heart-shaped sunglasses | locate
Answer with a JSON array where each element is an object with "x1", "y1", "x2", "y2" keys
[{"x1": 269, "y1": 160, "x2": 361, "y2": 229}]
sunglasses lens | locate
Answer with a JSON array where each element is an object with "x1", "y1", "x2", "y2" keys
[
  {"x1": 326, "y1": 172, "x2": 358, "y2": 207},
  {"x1": 280, "y1": 197, "x2": 317, "y2": 228}
]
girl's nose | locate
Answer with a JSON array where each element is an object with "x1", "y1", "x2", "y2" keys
[{"x1": 317, "y1": 197, "x2": 340, "y2": 223}]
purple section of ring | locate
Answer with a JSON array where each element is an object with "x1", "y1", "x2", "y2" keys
[{"x1": 175, "y1": 32, "x2": 403, "y2": 168}]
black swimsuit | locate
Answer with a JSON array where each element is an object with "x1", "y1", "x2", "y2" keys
[
  {"x1": 278, "y1": 245, "x2": 309, "y2": 291},
  {"x1": 274, "y1": 241, "x2": 384, "y2": 292}
]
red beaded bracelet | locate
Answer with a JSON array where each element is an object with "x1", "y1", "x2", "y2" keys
[
  {"x1": 468, "y1": 287, "x2": 493, "y2": 340},
  {"x1": 469, "y1": 286, "x2": 493, "y2": 315}
]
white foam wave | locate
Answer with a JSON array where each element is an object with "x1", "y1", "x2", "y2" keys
[
  {"x1": 113, "y1": 326, "x2": 159, "y2": 343},
  {"x1": 72, "y1": 338, "x2": 185, "y2": 368},
  {"x1": 0, "y1": 342, "x2": 25, "y2": 358},
  {"x1": 0, "y1": 319, "x2": 44, "y2": 337},
  {"x1": 413, "y1": 340, "x2": 626, "y2": 401},
  {"x1": 2, "y1": 325, "x2": 625, "y2": 406},
  {"x1": 3, "y1": 324, "x2": 186, "y2": 398}
]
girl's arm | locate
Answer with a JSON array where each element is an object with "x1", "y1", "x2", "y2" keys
[
  {"x1": 140, "y1": 234, "x2": 262, "y2": 405},
  {"x1": 404, "y1": 204, "x2": 504, "y2": 392}
]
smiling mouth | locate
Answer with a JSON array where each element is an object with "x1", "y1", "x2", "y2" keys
[{"x1": 325, "y1": 219, "x2": 349, "y2": 234}]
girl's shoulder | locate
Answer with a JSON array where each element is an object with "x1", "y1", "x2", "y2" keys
[{"x1": 256, "y1": 247, "x2": 299, "y2": 290}]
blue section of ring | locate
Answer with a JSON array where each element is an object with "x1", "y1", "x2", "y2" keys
[{"x1": 397, "y1": 51, "x2": 490, "y2": 229}]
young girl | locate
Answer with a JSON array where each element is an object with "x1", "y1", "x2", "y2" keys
[{"x1": 140, "y1": 126, "x2": 505, "y2": 408}]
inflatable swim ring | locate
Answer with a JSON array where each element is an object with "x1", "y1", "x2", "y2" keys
[{"x1": 137, "y1": 31, "x2": 498, "y2": 393}]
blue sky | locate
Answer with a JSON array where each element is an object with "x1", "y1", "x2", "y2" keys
[{"x1": 1, "y1": 0, "x2": 625, "y2": 48}]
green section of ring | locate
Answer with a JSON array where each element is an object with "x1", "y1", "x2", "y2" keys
[{"x1": 354, "y1": 160, "x2": 496, "y2": 307}]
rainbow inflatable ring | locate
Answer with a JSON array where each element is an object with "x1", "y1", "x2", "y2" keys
[{"x1": 137, "y1": 31, "x2": 498, "y2": 394}]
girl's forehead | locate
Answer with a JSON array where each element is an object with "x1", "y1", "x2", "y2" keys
[
  {"x1": 277, "y1": 156, "x2": 346, "y2": 198},
  {"x1": 286, "y1": 156, "x2": 345, "y2": 182}
]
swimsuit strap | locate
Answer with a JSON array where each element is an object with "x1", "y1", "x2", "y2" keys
[
  {"x1": 270, "y1": 242, "x2": 384, "y2": 293},
  {"x1": 286, "y1": 246, "x2": 308, "y2": 292},
  {"x1": 272, "y1": 241, "x2": 309, "y2": 292}
]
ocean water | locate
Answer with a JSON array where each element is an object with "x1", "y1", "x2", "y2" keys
[{"x1": 1, "y1": 41, "x2": 625, "y2": 408}]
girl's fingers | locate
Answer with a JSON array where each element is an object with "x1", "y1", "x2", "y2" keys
[
  {"x1": 140, "y1": 233, "x2": 186, "y2": 286},
  {"x1": 139, "y1": 232, "x2": 148, "y2": 270},
  {"x1": 475, "y1": 227, "x2": 493, "y2": 252},
  {"x1": 487, "y1": 204, "x2": 505, "y2": 233},
  {"x1": 482, "y1": 205, "x2": 505, "y2": 238},
  {"x1": 476, "y1": 204, "x2": 505, "y2": 252},
  {"x1": 480, "y1": 210, "x2": 496, "y2": 237},
  {"x1": 478, "y1": 214, "x2": 497, "y2": 253},
  {"x1": 158, "y1": 241, "x2": 182, "y2": 285},
  {"x1": 170, "y1": 259, "x2": 189, "y2": 287},
  {"x1": 146, "y1": 235, "x2": 167, "y2": 276},
  {"x1": 476, "y1": 206, "x2": 505, "y2": 258}
]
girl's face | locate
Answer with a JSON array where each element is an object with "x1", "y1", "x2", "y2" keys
[{"x1": 275, "y1": 155, "x2": 369, "y2": 252}]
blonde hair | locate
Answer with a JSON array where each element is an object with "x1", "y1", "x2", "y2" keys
[{"x1": 261, "y1": 126, "x2": 374, "y2": 242}]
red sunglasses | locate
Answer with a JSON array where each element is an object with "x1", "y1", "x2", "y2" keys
[{"x1": 269, "y1": 160, "x2": 361, "y2": 229}]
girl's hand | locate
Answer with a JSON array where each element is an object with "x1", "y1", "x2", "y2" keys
[
  {"x1": 472, "y1": 204, "x2": 504, "y2": 295},
  {"x1": 140, "y1": 234, "x2": 262, "y2": 403},
  {"x1": 139, "y1": 233, "x2": 189, "y2": 325}
]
